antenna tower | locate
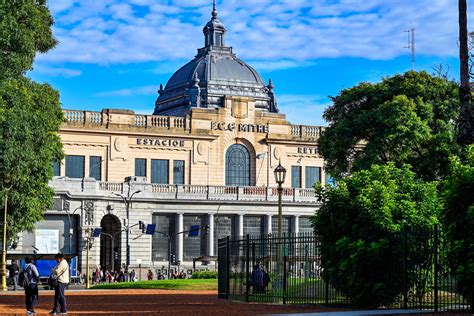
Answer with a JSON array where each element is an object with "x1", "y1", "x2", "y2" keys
[{"x1": 404, "y1": 24, "x2": 415, "y2": 70}]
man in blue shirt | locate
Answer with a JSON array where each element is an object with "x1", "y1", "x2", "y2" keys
[{"x1": 23, "y1": 256, "x2": 39, "y2": 314}]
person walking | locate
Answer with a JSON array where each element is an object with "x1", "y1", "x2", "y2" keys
[
  {"x1": 8, "y1": 260, "x2": 19, "y2": 291},
  {"x1": 23, "y1": 256, "x2": 39, "y2": 314},
  {"x1": 49, "y1": 253, "x2": 69, "y2": 315}
]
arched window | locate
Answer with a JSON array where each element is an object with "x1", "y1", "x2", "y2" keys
[{"x1": 225, "y1": 144, "x2": 250, "y2": 186}]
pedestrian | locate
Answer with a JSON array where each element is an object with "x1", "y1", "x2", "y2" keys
[
  {"x1": 23, "y1": 256, "x2": 39, "y2": 314},
  {"x1": 8, "y1": 260, "x2": 19, "y2": 291},
  {"x1": 147, "y1": 269, "x2": 153, "y2": 281},
  {"x1": 49, "y1": 252, "x2": 69, "y2": 315},
  {"x1": 250, "y1": 263, "x2": 269, "y2": 293}
]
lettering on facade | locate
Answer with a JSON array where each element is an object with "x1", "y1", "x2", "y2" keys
[
  {"x1": 136, "y1": 138, "x2": 185, "y2": 147},
  {"x1": 298, "y1": 147, "x2": 318, "y2": 155},
  {"x1": 211, "y1": 121, "x2": 268, "y2": 133}
]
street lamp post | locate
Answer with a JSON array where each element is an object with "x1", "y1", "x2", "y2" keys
[
  {"x1": 85, "y1": 228, "x2": 93, "y2": 289},
  {"x1": 115, "y1": 183, "x2": 141, "y2": 276},
  {"x1": 273, "y1": 162, "x2": 287, "y2": 240},
  {"x1": 1, "y1": 177, "x2": 12, "y2": 292},
  {"x1": 273, "y1": 162, "x2": 286, "y2": 288}
]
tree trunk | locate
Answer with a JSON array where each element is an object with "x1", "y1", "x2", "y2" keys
[{"x1": 458, "y1": 0, "x2": 473, "y2": 147}]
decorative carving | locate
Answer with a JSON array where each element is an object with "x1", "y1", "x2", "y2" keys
[
  {"x1": 274, "y1": 147, "x2": 283, "y2": 160},
  {"x1": 63, "y1": 201, "x2": 70, "y2": 213},
  {"x1": 114, "y1": 137, "x2": 128, "y2": 152},
  {"x1": 197, "y1": 142, "x2": 208, "y2": 156},
  {"x1": 84, "y1": 200, "x2": 94, "y2": 226}
]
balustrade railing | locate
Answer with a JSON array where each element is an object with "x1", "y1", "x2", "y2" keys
[
  {"x1": 52, "y1": 178, "x2": 317, "y2": 203},
  {"x1": 62, "y1": 109, "x2": 188, "y2": 131},
  {"x1": 290, "y1": 125, "x2": 323, "y2": 138}
]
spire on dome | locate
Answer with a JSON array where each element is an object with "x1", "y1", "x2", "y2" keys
[
  {"x1": 212, "y1": 0, "x2": 218, "y2": 18},
  {"x1": 203, "y1": 0, "x2": 226, "y2": 48}
]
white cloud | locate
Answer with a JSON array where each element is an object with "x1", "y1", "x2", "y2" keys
[
  {"x1": 32, "y1": 65, "x2": 82, "y2": 77},
  {"x1": 41, "y1": 0, "x2": 471, "y2": 68},
  {"x1": 95, "y1": 85, "x2": 157, "y2": 96}
]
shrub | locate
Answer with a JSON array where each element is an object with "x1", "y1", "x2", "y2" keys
[
  {"x1": 191, "y1": 271, "x2": 218, "y2": 279},
  {"x1": 442, "y1": 145, "x2": 474, "y2": 309},
  {"x1": 312, "y1": 163, "x2": 440, "y2": 308}
]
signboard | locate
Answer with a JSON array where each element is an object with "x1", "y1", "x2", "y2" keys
[
  {"x1": 35, "y1": 229, "x2": 59, "y2": 254},
  {"x1": 92, "y1": 228, "x2": 102, "y2": 238},
  {"x1": 188, "y1": 225, "x2": 200, "y2": 237},
  {"x1": 145, "y1": 224, "x2": 156, "y2": 235}
]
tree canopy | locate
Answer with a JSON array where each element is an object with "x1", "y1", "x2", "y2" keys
[
  {"x1": 442, "y1": 145, "x2": 474, "y2": 307},
  {"x1": 0, "y1": 0, "x2": 57, "y2": 79},
  {"x1": 312, "y1": 163, "x2": 440, "y2": 307},
  {"x1": 318, "y1": 71, "x2": 460, "y2": 181},
  {"x1": 0, "y1": 0, "x2": 63, "y2": 239}
]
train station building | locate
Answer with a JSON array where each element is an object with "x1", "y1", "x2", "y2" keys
[{"x1": 10, "y1": 4, "x2": 325, "y2": 276}]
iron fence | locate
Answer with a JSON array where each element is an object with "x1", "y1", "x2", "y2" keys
[{"x1": 217, "y1": 227, "x2": 470, "y2": 311}]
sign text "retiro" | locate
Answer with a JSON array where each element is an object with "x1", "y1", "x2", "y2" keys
[{"x1": 211, "y1": 122, "x2": 268, "y2": 133}]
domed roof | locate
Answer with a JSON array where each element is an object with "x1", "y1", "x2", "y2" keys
[
  {"x1": 165, "y1": 55, "x2": 265, "y2": 89},
  {"x1": 153, "y1": 2, "x2": 278, "y2": 116}
]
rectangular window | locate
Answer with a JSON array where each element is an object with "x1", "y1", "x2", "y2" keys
[
  {"x1": 135, "y1": 158, "x2": 146, "y2": 177},
  {"x1": 89, "y1": 156, "x2": 102, "y2": 180},
  {"x1": 173, "y1": 160, "x2": 185, "y2": 185},
  {"x1": 151, "y1": 159, "x2": 169, "y2": 184},
  {"x1": 305, "y1": 166, "x2": 321, "y2": 188},
  {"x1": 52, "y1": 161, "x2": 60, "y2": 177},
  {"x1": 65, "y1": 155, "x2": 85, "y2": 178},
  {"x1": 291, "y1": 166, "x2": 301, "y2": 188}
]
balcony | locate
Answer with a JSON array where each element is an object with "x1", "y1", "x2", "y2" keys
[{"x1": 49, "y1": 177, "x2": 318, "y2": 204}]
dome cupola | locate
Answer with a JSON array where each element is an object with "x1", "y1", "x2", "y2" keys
[{"x1": 153, "y1": 1, "x2": 278, "y2": 116}]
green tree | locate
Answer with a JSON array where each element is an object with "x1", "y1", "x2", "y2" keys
[
  {"x1": 0, "y1": 0, "x2": 63, "y2": 239},
  {"x1": 312, "y1": 163, "x2": 440, "y2": 308},
  {"x1": 442, "y1": 145, "x2": 474, "y2": 308},
  {"x1": 318, "y1": 71, "x2": 460, "y2": 181}
]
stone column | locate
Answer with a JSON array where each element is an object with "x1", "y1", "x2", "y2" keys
[
  {"x1": 236, "y1": 214, "x2": 244, "y2": 237},
  {"x1": 207, "y1": 213, "x2": 214, "y2": 256},
  {"x1": 265, "y1": 214, "x2": 272, "y2": 235},
  {"x1": 291, "y1": 215, "x2": 300, "y2": 235},
  {"x1": 176, "y1": 213, "x2": 184, "y2": 263}
]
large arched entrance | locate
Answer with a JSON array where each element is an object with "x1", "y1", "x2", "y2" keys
[
  {"x1": 100, "y1": 214, "x2": 122, "y2": 272},
  {"x1": 225, "y1": 144, "x2": 251, "y2": 186}
]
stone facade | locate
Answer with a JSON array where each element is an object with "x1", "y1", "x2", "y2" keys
[{"x1": 9, "y1": 4, "x2": 326, "y2": 279}]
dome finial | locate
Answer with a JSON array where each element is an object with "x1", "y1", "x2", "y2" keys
[{"x1": 212, "y1": 0, "x2": 218, "y2": 18}]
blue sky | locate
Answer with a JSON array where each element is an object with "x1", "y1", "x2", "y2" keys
[{"x1": 29, "y1": 0, "x2": 469, "y2": 126}]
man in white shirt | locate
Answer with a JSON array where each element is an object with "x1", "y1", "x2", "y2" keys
[{"x1": 49, "y1": 253, "x2": 69, "y2": 315}]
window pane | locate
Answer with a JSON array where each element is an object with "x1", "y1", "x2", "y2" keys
[
  {"x1": 291, "y1": 166, "x2": 301, "y2": 188},
  {"x1": 151, "y1": 159, "x2": 169, "y2": 184},
  {"x1": 173, "y1": 160, "x2": 185, "y2": 185},
  {"x1": 89, "y1": 156, "x2": 102, "y2": 180},
  {"x1": 135, "y1": 158, "x2": 146, "y2": 177},
  {"x1": 305, "y1": 166, "x2": 321, "y2": 188},
  {"x1": 52, "y1": 161, "x2": 60, "y2": 177},
  {"x1": 225, "y1": 144, "x2": 250, "y2": 186},
  {"x1": 65, "y1": 155, "x2": 85, "y2": 178}
]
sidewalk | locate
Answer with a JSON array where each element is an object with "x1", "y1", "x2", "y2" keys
[{"x1": 271, "y1": 310, "x2": 433, "y2": 316}]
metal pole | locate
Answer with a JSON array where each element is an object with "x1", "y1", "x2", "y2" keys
[
  {"x1": 86, "y1": 229, "x2": 91, "y2": 289},
  {"x1": 277, "y1": 183, "x2": 283, "y2": 288},
  {"x1": 168, "y1": 236, "x2": 171, "y2": 279},
  {"x1": 1, "y1": 193, "x2": 8, "y2": 291},
  {"x1": 125, "y1": 198, "x2": 130, "y2": 274}
]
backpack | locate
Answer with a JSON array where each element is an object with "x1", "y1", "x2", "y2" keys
[{"x1": 18, "y1": 270, "x2": 30, "y2": 288}]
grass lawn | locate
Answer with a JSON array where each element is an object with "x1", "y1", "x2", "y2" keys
[{"x1": 90, "y1": 279, "x2": 218, "y2": 291}]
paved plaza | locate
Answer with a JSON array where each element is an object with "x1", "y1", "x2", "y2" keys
[{"x1": 0, "y1": 289, "x2": 341, "y2": 315}]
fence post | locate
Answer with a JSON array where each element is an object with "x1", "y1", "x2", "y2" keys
[
  {"x1": 245, "y1": 234, "x2": 250, "y2": 302},
  {"x1": 226, "y1": 236, "x2": 230, "y2": 299},
  {"x1": 325, "y1": 276, "x2": 329, "y2": 305},
  {"x1": 403, "y1": 226, "x2": 408, "y2": 309},
  {"x1": 434, "y1": 225, "x2": 439, "y2": 312},
  {"x1": 283, "y1": 254, "x2": 287, "y2": 304}
]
